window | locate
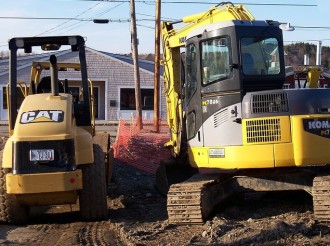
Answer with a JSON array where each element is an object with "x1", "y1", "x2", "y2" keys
[
  {"x1": 92, "y1": 87, "x2": 99, "y2": 118},
  {"x1": 241, "y1": 37, "x2": 280, "y2": 75},
  {"x1": 186, "y1": 44, "x2": 197, "y2": 102},
  {"x1": 201, "y1": 36, "x2": 231, "y2": 85},
  {"x1": 68, "y1": 86, "x2": 100, "y2": 118},
  {"x1": 120, "y1": 88, "x2": 154, "y2": 110},
  {"x1": 283, "y1": 83, "x2": 290, "y2": 89}
]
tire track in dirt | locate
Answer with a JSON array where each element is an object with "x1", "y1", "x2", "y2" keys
[
  {"x1": 2, "y1": 207, "x2": 124, "y2": 246},
  {"x1": 3, "y1": 155, "x2": 330, "y2": 245},
  {"x1": 77, "y1": 222, "x2": 103, "y2": 245}
]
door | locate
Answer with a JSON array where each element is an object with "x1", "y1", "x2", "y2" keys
[
  {"x1": 185, "y1": 42, "x2": 204, "y2": 148},
  {"x1": 92, "y1": 86, "x2": 99, "y2": 119}
]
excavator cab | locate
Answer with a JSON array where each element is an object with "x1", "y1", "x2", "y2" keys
[{"x1": 184, "y1": 20, "x2": 287, "y2": 161}]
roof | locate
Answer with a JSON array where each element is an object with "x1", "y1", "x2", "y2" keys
[
  {"x1": 322, "y1": 70, "x2": 330, "y2": 78},
  {"x1": 99, "y1": 51, "x2": 164, "y2": 74},
  {"x1": 285, "y1": 66, "x2": 294, "y2": 77},
  {"x1": 0, "y1": 50, "x2": 71, "y2": 77},
  {"x1": 0, "y1": 47, "x2": 163, "y2": 76}
]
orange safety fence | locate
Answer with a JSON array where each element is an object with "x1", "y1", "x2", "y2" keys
[{"x1": 113, "y1": 118, "x2": 171, "y2": 175}]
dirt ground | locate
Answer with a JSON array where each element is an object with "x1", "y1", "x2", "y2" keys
[{"x1": 1, "y1": 158, "x2": 330, "y2": 245}]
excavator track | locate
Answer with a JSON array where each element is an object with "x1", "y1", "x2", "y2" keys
[
  {"x1": 167, "y1": 174, "x2": 234, "y2": 224},
  {"x1": 167, "y1": 169, "x2": 321, "y2": 224},
  {"x1": 313, "y1": 175, "x2": 330, "y2": 222}
]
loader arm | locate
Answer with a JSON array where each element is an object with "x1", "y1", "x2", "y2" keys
[{"x1": 161, "y1": 2, "x2": 254, "y2": 156}]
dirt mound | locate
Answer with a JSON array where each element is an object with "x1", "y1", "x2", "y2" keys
[{"x1": 109, "y1": 162, "x2": 330, "y2": 246}]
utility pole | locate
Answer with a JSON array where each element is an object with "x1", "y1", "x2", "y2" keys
[
  {"x1": 130, "y1": 0, "x2": 143, "y2": 129},
  {"x1": 153, "y1": 0, "x2": 161, "y2": 132}
]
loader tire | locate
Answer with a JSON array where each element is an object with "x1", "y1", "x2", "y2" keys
[
  {"x1": 93, "y1": 132, "x2": 113, "y2": 186},
  {"x1": 79, "y1": 144, "x2": 108, "y2": 220},
  {"x1": 0, "y1": 151, "x2": 29, "y2": 224},
  {"x1": 106, "y1": 148, "x2": 114, "y2": 185}
]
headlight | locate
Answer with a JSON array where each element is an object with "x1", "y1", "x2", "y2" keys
[{"x1": 15, "y1": 39, "x2": 24, "y2": 48}]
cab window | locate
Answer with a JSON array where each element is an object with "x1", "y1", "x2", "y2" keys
[
  {"x1": 186, "y1": 44, "x2": 197, "y2": 102},
  {"x1": 201, "y1": 36, "x2": 231, "y2": 85},
  {"x1": 241, "y1": 37, "x2": 280, "y2": 75}
]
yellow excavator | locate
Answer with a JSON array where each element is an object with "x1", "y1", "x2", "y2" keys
[
  {"x1": 156, "y1": 2, "x2": 330, "y2": 224},
  {"x1": 0, "y1": 36, "x2": 111, "y2": 224}
]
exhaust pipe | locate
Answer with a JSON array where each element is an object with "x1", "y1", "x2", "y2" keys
[{"x1": 50, "y1": 54, "x2": 59, "y2": 96}]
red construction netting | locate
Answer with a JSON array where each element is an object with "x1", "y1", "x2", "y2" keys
[{"x1": 112, "y1": 118, "x2": 171, "y2": 175}]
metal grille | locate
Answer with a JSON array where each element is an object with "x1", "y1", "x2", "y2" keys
[
  {"x1": 252, "y1": 92, "x2": 288, "y2": 114},
  {"x1": 213, "y1": 109, "x2": 228, "y2": 128},
  {"x1": 246, "y1": 118, "x2": 281, "y2": 143}
]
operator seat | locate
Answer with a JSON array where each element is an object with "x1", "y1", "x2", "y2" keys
[
  {"x1": 242, "y1": 53, "x2": 256, "y2": 75},
  {"x1": 37, "y1": 76, "x2": 64, "y2": 93}
]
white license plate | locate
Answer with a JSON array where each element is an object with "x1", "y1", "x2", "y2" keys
[{"x1": 30, "y1": 149, "x2": 54, "y2": 161}]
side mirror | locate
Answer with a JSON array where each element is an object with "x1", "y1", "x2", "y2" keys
[{"x1": 279, "y1": 23, "x2": 295, "y2": 31}]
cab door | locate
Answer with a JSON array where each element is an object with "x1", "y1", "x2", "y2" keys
[
  {"x1": 185, "y1": 42, "x2": 204, "y2": 148},
  {"x1": 199, "y1": 36, "x2": 243, "y2": 148}
]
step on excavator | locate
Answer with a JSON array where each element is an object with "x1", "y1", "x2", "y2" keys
[
  {"x1": 0, "y1": 36, "x2": 112, "y2": 224},
  {"x1": 156, "y1": 2, "x2": 330, "y2": 224}
]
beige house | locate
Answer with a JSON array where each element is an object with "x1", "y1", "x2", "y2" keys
[{"x1": 0, "y1": 48, "x2": 166, "y2": 122}]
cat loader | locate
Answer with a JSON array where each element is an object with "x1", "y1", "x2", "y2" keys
[
  {"x1": 156, "y1": 2, "x2": 330, "y2": 224},
  {"x1": 0, "y1": 35, "x2": 111, "y2": 224}
]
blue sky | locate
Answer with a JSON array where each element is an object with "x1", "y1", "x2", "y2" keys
[{"x1": 0, "y1": 0, "x2": 329, "y2": 54}]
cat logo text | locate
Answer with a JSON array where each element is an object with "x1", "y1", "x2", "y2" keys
[{"x1": 20, "y1": 110, "x2": 64, "y2": 124}]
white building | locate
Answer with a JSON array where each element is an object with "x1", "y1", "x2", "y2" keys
[{"x1": 0, "y1": 48, "x2": 166, "y2": 122}]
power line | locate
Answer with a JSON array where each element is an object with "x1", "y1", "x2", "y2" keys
[
  {"x1": 137, "y1": 23, "x2": 154, "y2": 29},
  {"x1": 53, "y1": 2, "x2": 126, "y2": 35},
  {"x1": 35, "y1": 2, "x2": 102, "y2": 36},
  {"x1": 79, "y1": 0, "x2": 317, "y2": 6},
  {"x1": 0, "y1": 1, "x2": 321, "y2": 48},
  {"x1": 5, "y1": 16, "x2": 330, "y2": 29},
  {"x1": 0, "y1": 16, "x2": 92, "y2": 21},
  {"x1": 92, "y1": 2, "x2": 126, "y2": 17},
  {"x1": 136, "y1": 12, "x2": 176, "y2": 22},
  {"x1": 55, "y1": 22, "x2": 89, "y2": 36},
  {"x1": 0, "y1": 16, "x2": 155, "y2": 22},
  {"x1": 295, "y1": 26, "x2": 330, "y2": 30},
  {"x1": 0, "y1": 2, "x2": 128, "y2": 37}
]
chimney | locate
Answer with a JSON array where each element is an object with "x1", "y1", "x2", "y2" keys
[
  {"x1": 316, "y1": 41, "x2": 322, "y2": 66},
  {"x1": 304, "y1": 54, "x2": 310, "y2": 65}
]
